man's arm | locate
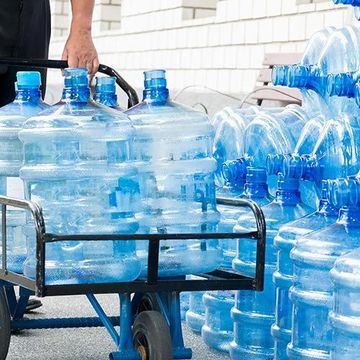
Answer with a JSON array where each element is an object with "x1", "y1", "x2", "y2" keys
[{"x1": 62, "y1": 0, "x2": 99, "y2": 76}]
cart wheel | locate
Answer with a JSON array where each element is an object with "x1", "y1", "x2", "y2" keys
[
  {"x1": 136, "y1": 293, "x2": 160, "y2": 314},
  {"x1": 0, "y1": 287, "x2": 11, "y2": 360},
  {"x1": 133, "y1": 311, "x2": 172, "y2": 360}
]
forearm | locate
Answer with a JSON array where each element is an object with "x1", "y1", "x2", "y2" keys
[{"x1": 70, "y1": 0, "x2": 95, "y2": 33}]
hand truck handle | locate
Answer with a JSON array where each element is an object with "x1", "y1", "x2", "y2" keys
[{"x1": 0, "y1": 58, "x2": 140, "y2": 108}]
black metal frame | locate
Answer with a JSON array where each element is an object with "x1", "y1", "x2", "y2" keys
[{"x1": 0, "y1": 195, "x2": 266, "y2": 298}]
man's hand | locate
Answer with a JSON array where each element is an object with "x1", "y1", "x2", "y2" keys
[{"x1": 62, "y1": 0, "x2": 99, "y2": 77}]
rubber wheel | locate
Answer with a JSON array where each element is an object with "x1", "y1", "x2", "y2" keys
[
  {"x1": 133, "y1": 311, "x2": 172, "y2": 360},
  {"x1": 136, "y1": 293, "x2": 161, "y2": 315},
  {"x1": 0, "y1": 287, "x2": 11, "y2": 360}
]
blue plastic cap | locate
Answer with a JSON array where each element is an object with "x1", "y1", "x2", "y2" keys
[
  {"x1": 16, "y1": 71, "x2": 41, "y2": 88},
  {"x1": 144, "y1": 69, "x2": 167, "y2": 89},
  {"x1": 327, "y1": 72, "x2": 356, "y2": 97},
  {"x1": 64, "y1": 68, "x2": 89, "y2": 88},
  {"x1": 266, "y1": 154, "x2": 285, "y2": 176},
  {"x1": 95, "y1": 76, "x2": 116, "y2": 93},
  {"x1": 327, "y1": 176, "x2": 360, "y2": 208}
]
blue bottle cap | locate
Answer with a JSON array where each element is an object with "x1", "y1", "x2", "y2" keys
[
  {"x1": 16, "y1": 71, "x2": 41, "y2": 88},
  {"x1": 272, "y1": 65, "x2": 289, "y2": 86},
  {"x1": 95, "y1": 76, "x2": 116, "y2": 93},
  {"x1": 64, "y1": 68, "x2": 89, "y2": 88},
  {"x1": 222, "y1": 157, "x2": 251, "y2": 185},
  {"x1": 144, "y1": 69, "x2": 167, "y2": 89}
]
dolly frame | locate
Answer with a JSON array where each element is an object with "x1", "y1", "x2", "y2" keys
[{"x1": 0, "y1": 58, "x2": 266, "y2": 359}]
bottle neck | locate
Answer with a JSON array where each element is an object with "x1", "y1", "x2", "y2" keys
[
  {"x1": 275, "y1": 177, "x2": 301, "y2": 206},
  {"x1": 327, "y1": 72, "x2": 358, "y2": 98},
  {"x1": 143, "y1": 88, "x2": 169, "y2": 105},
  {"x1": 15, "y1": 87, "x2": 42, "y2": 103},
  {"x1": 222, "y1": 157, "x2": 251, "y2": 188},
  {"x1": 318, "y1": 198, "x2": 339, "y2": 217},
  {"x1": 273, "y1": 65, "x2": 326, "y2": 95},
  {"x1": 94, "y1": 93, "x2": 118, "y2": 107},
  {"x1": 243, "y1": 181, "x2": 269, "y2": 199},
  {"x1": 62, "y1": 86, "x2": 90, "y2": 104},
  {"x1": 337, "y1": 207, "x2": 360, "y2": 227}
]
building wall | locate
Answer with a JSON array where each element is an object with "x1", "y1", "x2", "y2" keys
[{"x1": 47, "y1": 0, "x2": 356, "y2": 103}]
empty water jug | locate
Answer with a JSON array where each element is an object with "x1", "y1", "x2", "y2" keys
[
  {"x1": 0, "y1": 71, "x2": 48, "y2": 273},
  {"x1": 19, "y1": 68, "x2": 141, "y2": 284},
  {"x1": 202, "y1": 167, "x2": 272, "y2": 353},
  {"x1": 268, "y1": 179, "x2": 340, "y2": 360},
  {"x1": 272, "y1": 27, "x2": 335, "y2": 116},
  {"x1": 288, "y1": 176, "x2": 360, "y2": 360},
  {"x1": 230, "y1": 175, "x2": 312, "y2": 360},
  {"x1": 329, "y1": 247, "x2": 360, "y2": 360},
  {"x1": 93, "y1": 76, "x2": 122, "y2": 110},
  {"x1": 125, "y1": 70, "x2": 221, "y2": 277}
]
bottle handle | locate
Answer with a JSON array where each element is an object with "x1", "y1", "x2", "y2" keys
[{"x1": 0, "y1": 57, "x2": 139, "y2": 108}]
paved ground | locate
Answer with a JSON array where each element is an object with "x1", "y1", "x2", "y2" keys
[{"x1": 6, "y1": 294, "x2": 230, "y2": 360}]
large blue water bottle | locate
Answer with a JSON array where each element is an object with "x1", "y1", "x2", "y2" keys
[
  {"x1": 19, "y1": 68, "x2": 141, "y2": 284},
  {"x1": 230, "y1": 174, "x2": 312, "y2": 360},
  {"x1": 273, "y1": 26, "x2": 360, "y2": 117},
  {"x1": 0, "y1": 71, "x2": 48, "y2": 273},
  {"x1": 202, "y1": 167, "x2": 272, "y2": 353},
  {"x1": 288, "y1": 176, "x2": 360, "y2": 359},
  {"x1": 212, "y1": 106, "x2": 256, "y2": 187},
  {"x1": 333, "y1": 0, "x2": 360, "y2": 19},
  {"x1": 185, "y1": 161, "x2": 248, "y2": 334},
  {"x1": 125, "y1": 70, "x2": 221, "y2": 277},
  {"x1": 264, "y1": 172, "x2": 340, "y2": 359},
  {"x1": 93, "y1": 76, "x2": 122, "y2": 110},
  {"x1": 272, "y1": 27, "x2": 334, "y2": 116},
  {"x1": 329, "y1": 247, "x2": 360, "y2": 359}
]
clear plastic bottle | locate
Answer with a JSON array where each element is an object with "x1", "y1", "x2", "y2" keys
[
  {"x1": 238, "y1": 104, "x2": 309, "y2": 194},
  {"x1": 288, "y1": 176, "x2": 360, "y2": 360},
  {"x1": 333, "y1": 0, "x2": 360, "y2": 20},
  {"x1": 93, "y1": 76, "x2": 123, "y2": 110},
  {"x1": 125, "y1": 70, "x2": 222, "y2": 277},
  {"x1": 267, "y1": 179, "x2": 340, "y2": 360},
  {"x1": 329, "y1": 247, "x2": 360, "y2": 360},
  {"x1": 0, "y1": 71, "x2": 48, "y2": 273},
  {"x1": 273, "y1": 26, "x2": 360, "y2": 118},
  {"x1": 230, "y1": 175, "x2": 312, "y2": 360},
  {"x1": 19, "y1": 68, "x2": 141, "y2": 284},
  {"x1": 202, "y1": 167, "x2": 273, "y2": 353},
  {"x1": 272, "y1": 27, "x2": 335, "y2": 116}
]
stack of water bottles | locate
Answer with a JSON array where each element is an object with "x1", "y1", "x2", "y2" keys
[{"x1": 183, "y1": 1, "x2": 360, "y2": 359}]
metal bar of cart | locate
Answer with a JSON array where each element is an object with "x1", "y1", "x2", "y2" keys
[
  {"x1": 0, "y1": 195, "x2": 266, "y2": 297},
  {"x1": 0, "y1": 58, "x2": 140, "y2": 108}
]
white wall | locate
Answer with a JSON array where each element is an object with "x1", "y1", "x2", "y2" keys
[{"x1": 47, "y1": 0, "x2": 356, "y2": 105}]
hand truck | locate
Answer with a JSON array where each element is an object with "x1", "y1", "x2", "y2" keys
[{"x1": 0, "y1": 58, "x2": 266, "y2": 360}]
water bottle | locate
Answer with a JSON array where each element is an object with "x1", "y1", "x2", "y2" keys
[
  {"x1": 288, "y1": 176, "x2": 360, "y2": 360},
  {"x1": 273, "y1": 26, "x2": 360, "y2": 117},
  {"x1": 125, "y1": 70, "x2": 222, "y2": 277},
  {"x1": 0, "y1": 71, "x2": 48, "y2": 273},
  {"x1": 333, "y1": 0, "x2": 360, "y2": 19},
  {"x1": 19, "y1": 68, "x2": 141, "y2": 284},
  {"x1": 202, "y1": 167, "x2": 272, "y2": 353},
  {"x1": 93, "y1": 76, "x2": 123, "y2": 110},
  {"x1": 230, "y1": 174, "x2": 312, "y2": 360},
  {"x1": 213, "y1": 106, "x2": 255, "y2": 187},
  {"x1": 238, "y1": 105, "x2": 309, "y2": 194},
  {"x1": 329, "y1": 247, "x2": 360, "y2": 359},
  {"x1": 272, "y1": 27, "x2": 335, "y2": 116},
  {"x1": 266, "y1": 178, "x2": 340, "y2": 360}
]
